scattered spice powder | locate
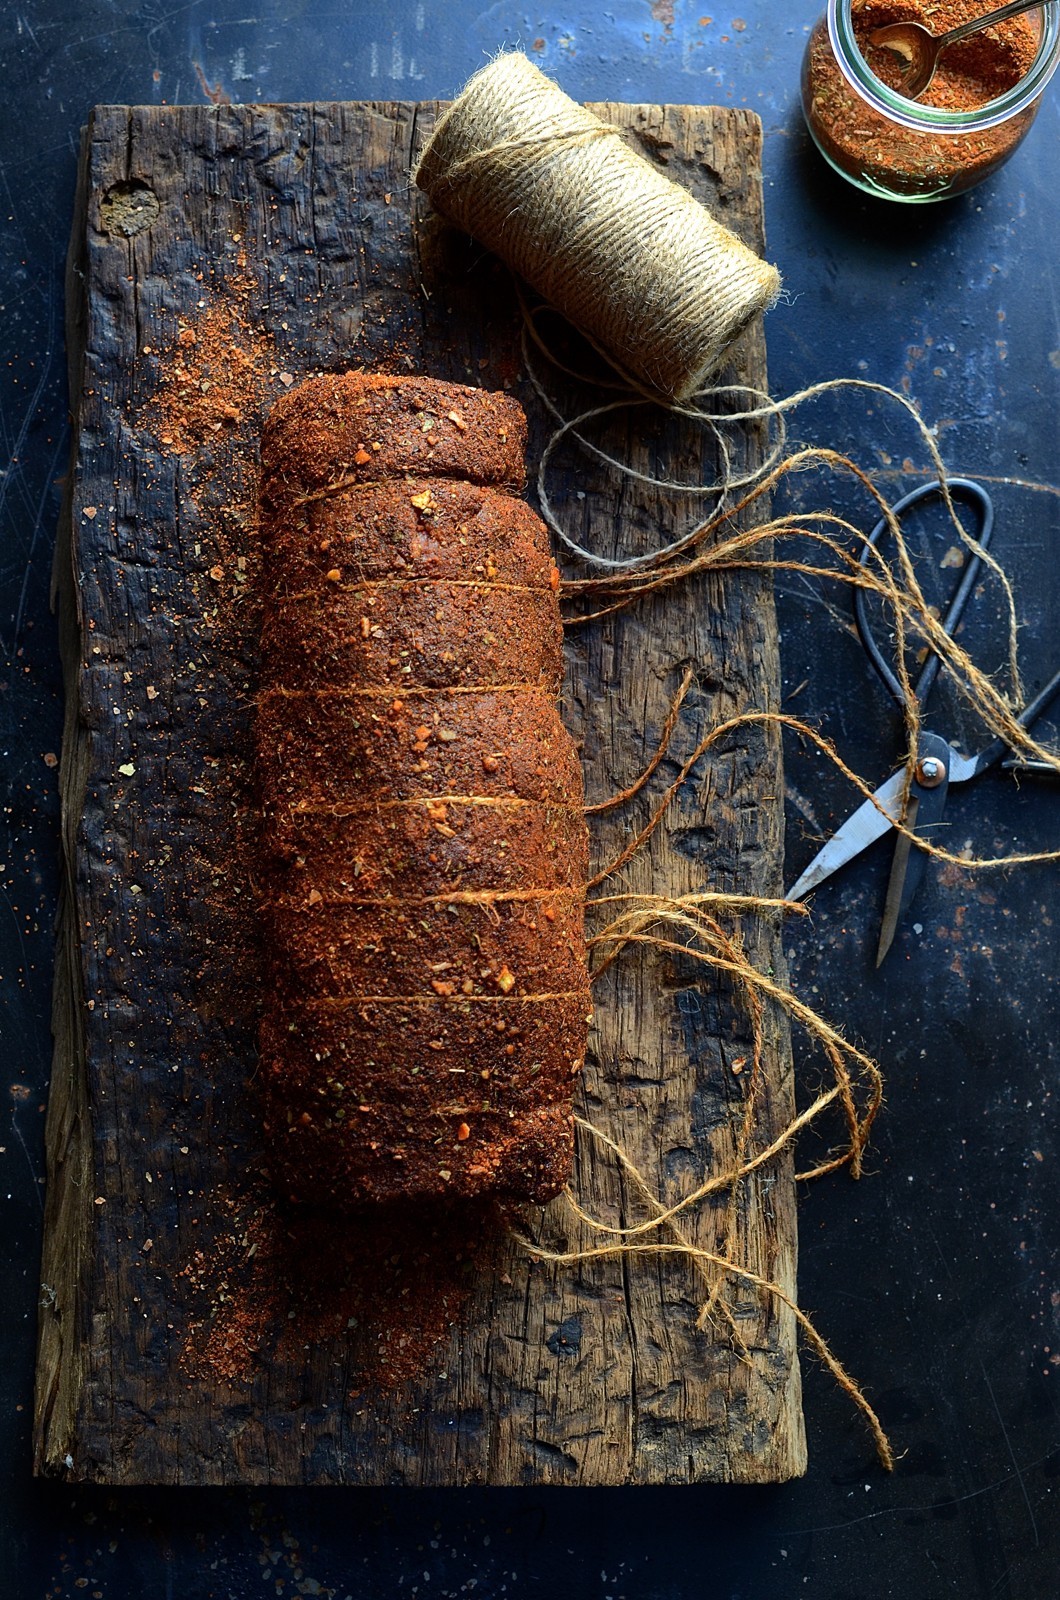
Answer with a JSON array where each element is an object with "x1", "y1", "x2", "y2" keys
[
  {"x1": 178, "y1": 1184, "x2": 500, "y2": 1390},
  {"x1": 150, "y1": 269, "x2": 273, "y2": 455},
  {"x1": 804, "y1": 0, "x2": 1041, "y2": 199}
]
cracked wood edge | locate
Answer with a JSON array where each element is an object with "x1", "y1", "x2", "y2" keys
[{"x1": 35, "y1": 122, "x2": 95, "y2": 1475}]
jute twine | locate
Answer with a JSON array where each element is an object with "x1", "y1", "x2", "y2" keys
[
  {"x1": 414, "y1": 51, "x2": 782, "y2": 402},
  {"x1": 494, "y1": 315, "x2": 1059, "y2": 1468}
]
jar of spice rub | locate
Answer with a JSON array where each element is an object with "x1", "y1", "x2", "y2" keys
[{"x1": 802, "y1": 0, "x2": 1060, "y2": 201}]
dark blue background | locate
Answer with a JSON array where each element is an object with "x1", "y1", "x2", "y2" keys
[{"x1": 3, "y1": 4, "x2": 1059, "y2": 1596}]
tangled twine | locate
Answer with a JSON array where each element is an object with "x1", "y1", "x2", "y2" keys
[{"x1": 513, "y1": 307, "x2": 1059, "y2": 1471}]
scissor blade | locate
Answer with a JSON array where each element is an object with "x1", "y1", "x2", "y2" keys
[
  {"x1": 875, "y1": 733, "x2": 954, "y2": 963},
  {"x1": 875, "y1": 796, "x2": 919, "y2": 966},
  {"x1": 786, "y1": 767, "x2": 906, "y2": 902}
]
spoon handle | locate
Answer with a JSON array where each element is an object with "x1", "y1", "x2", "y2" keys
[{"x1": 939, "y1": 0, "x2": 1048, "y2": 49}]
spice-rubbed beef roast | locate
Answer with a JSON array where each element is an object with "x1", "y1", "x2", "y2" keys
[{"x1": 256, "y1": 372, "x2": 591, "y2": 1207}]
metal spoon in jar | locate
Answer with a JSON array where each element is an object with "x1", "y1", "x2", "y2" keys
[{"x1": 869, "y1": 0, "x2": 1044, "y2": 100}]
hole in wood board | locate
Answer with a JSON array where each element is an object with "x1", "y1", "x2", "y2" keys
[{"x1": 99, "y1": 180, "x2": 160, "y2": 238}]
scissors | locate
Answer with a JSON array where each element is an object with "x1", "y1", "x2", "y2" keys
[{"x1": 786, "y1": 478, "x2": 1060, "y2": 965}]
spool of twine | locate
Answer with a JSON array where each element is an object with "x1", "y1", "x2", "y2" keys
[{"x1": 414, "y1": 52, "x2": 782, "y2": 402}]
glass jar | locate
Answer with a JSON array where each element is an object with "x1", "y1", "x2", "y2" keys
[{"x1": 802, "y1": 0, "x2": 1060, "y2": 202}]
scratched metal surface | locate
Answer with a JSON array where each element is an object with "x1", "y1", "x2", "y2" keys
[{"x1": 2, "y1": 1, "x2": 1059, "y2": 1595}]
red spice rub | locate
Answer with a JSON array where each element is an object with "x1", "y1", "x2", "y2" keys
[
  {"x1": 261, "y1": 373, "x2": 526, "y2": 510},
  {"x1": 855, "y1": 0, "x2": 1038, "y2": 109},
  {"x1": 265, "y1": 800, "x2": 588, "y2": 901},
  {"x1": 266, "y1": 477, "x2": 559, "y2": 590},
  {"x1": 259, "y1": 997, "x2": 589, "y2": 1203},
  {"x1": 260, "y1": 581, "x2": 564, "y2": 691},
  {"x1": 256, "y1": 372, "x2": 591, "y2": 1208},
  {"x1": 255, "y1": 686, "x2": 584, "y2": 812},
  {"x1": 261, "y1": 891, "x2": 587, "y2": 999},
  {"x1": 804, "y1": 0, "x2": 1041, "y2": 199}
]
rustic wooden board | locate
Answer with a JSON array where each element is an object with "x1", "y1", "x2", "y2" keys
[{"x1": 36, "y1": 98, "x2": 805, "y2": 1484}]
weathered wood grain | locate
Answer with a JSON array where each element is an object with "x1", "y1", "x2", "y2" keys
[{"x1": 36, "y1": 99, "x2": 805, "y2": 1484}]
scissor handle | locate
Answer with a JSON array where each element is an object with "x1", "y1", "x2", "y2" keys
[
  {"x1": 970, "y1": 664, "x2": 1060, "y2": 776},
  {"x1": 855, "y1": 478, "x2": 995, "y2": 710}
]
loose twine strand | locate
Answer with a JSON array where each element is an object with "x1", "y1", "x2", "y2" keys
[{"x1": 512, "y1": 311, "x2": 1059, "y2": 1472}]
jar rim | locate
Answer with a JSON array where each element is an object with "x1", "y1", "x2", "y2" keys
[{"x1": 827, "y1": 0, "x2": 1060, "y2": 131}]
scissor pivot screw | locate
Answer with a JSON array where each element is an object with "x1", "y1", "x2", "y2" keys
[{"x1": 915, "y1": 755, "x2": 946, "y2": 787}]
